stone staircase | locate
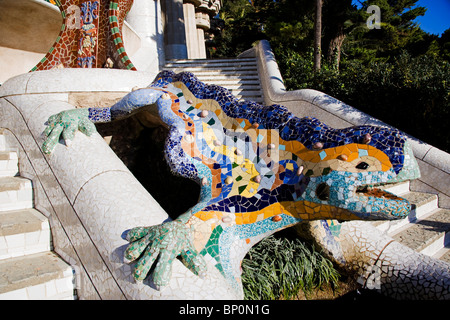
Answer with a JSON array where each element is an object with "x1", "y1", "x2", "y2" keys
[
  {"x1": 378, "y1": 181, "x2": 450, "y2": 263},
  {"x1": 0, "y1": 131, "x2": 75, "y2": 300},
  {"x1": 164, "y1": 57, "x2": 264, "y2": 104}
]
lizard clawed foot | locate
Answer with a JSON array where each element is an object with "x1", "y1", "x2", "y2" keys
[
  {"x1": 42, "y1": 109, "x2": 95, "y2": 154},
  {"x1": 124, "y1": 220, "x2": 207, "y2": 288}
]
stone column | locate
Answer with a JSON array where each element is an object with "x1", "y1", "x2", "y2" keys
[
  {"x1": 162, "y1": 0, "x2": 187, "y2": 60},
  {"x1": 183, "y1": 1, "x2": 199, "y2": 59},
  {"x1": 125, "y1": 0, "x2": 165, "y2": 74},
  {"x1": 196, "y1": 28, "x2": 206, "y2": 59},
  {"x1": 195, "y1": 10, "x2": 210, "y2": 59}
]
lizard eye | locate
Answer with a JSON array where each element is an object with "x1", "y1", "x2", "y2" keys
[{"x1": 356, "y1": 162, "x2": 369, "y2": 170}]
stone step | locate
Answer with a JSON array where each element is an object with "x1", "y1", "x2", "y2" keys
[
  {"x1": 0, "y1": 130, "x2": 6, "y2": 151},
  {"x1": 0, "y1": 132, "x2": 75, "y2": 299},
  {"x1": 0, "y1": 208, "x2": 50, "y2": 260},
  {"x1": 197, "y1": 77, "x2": 261, "y2": 88},
  {"x1": 391, "y1": 208, "x2": 450, "y2": 257},
  {"x1": 380, "y1": 180, "x2": 410, "y2": 196},
  {"x1": 165, "y1": 63, "x2": 258, "y2": 70},
  {"x1": 215, "y1": 83, "x2": 262, "y2": 91},
  {"x1": 373, "y1": 190, "x2": 438, "y2": 234},
  {"x1": 228, "y1": 89, "x2": 263, "y2": 97},
  {"x1": 433, "y1": 246, "x2": 450, "y2": 263},
  {"x1": 195, "y1": 74, "x2": 260, "y2": 81},
  {"x1": 170, "y1": 71, "x2": 260, "y2": 81},
  {"x1": 164, "y1": 57, "x2": 264, "y2": 108},
  {"x1": 0, "y1": 176, "x2": 33, "y2": 212},
  {"x1": 0, "y1": 151, "x2": 19, "y2": 177},
  {"x1": 198, "y1": 79, "x2": 261, "y2": 86},
  {"x1": 164, "y1": 72, "x2": 261, "y2": 86},
  {"x1": 166, "y1": 57, "x2": 256, "y2": 62},
  {"x1": 167, "y1": 66, "x2": 258, "y2": 74},
  {"x1": 0, "y1": 251, "x2": 74, "y2": 300},
  {"x1": 165, "y1": 58, "x2": 257, "y2": 67}
]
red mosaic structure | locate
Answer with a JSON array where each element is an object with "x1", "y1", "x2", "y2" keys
[{"x1": 32, "y1": 0, "x2": 136, "y2": 71}]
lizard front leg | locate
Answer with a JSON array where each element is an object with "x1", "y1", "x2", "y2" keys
[
  {"x1": 124, "y1": 213, "x2": 207, "y2": 287},
  {"x1": 41, "y1": 88, "x2": 165, "y2": 154}
]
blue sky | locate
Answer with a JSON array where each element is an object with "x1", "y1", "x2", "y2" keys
[
  {"x1": 414, "y1": 0, "x2": 450, "y2": 35},
  {"x1": 353, "y1": 0, "x2": 450, "y2": 36}
]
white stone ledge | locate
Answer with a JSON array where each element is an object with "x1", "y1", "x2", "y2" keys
[{"x1": 0, "y1": 69, "x2": 156, "y2": 97}]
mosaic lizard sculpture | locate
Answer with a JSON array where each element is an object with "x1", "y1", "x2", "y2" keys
[{"x1": 42, "y1": 71, "x2": 420, "y2": 295}]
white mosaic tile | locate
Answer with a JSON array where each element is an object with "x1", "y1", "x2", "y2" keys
[{"x1": 24, "y1": 69, "x2": 155, "y2": 94}]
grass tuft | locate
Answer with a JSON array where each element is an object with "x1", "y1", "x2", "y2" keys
[{"x1": 241, "y1": 230, "x2": 340, "y2": 300}]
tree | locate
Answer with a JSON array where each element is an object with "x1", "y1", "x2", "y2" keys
[
  {"x1": 322, "y1": 0, "x2": 360, "y2": 70},
  {"x1": 314, "y1": 0, "x2": 323, "y2": 71},
  {"x1": 438, "y1": 28, "x2": 450, "y2": 62},
  {"x1": 208, "y1": 0, "x2": 263, "y2": 58},
  {"x1": 209, "y1": 0, "x2": 316, "y2": 58},
  {"x1": 211, "y1": 0, "x2": 438, "y2": 68},
  {"x1": 343, "y1": 0, "x2": 427, "y2": 63}
]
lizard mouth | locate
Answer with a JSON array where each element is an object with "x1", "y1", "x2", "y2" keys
[
  {"x1": 316, "y1": 181, "x2": 406, "y2": 205},
  {"x1": 355, "y1": 184, "x2": 404, "y2": 201},
  {"x1": 350, "y1": 182, "x2": 411, "y2": 219}
]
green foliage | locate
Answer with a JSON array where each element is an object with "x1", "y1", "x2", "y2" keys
[
  {"x1": 209, "y1": 0, "x2": 315, "y2": 58},
  {"x1": 241, "y1": 231, "x2": 340, "y2": 300},
  {"x1": 209, "y1": 0, "x2": 265, "y2": 57},
  {"x1": 276, "y1": 49, "x2": 450, "y2": 152},
  {"x1": 343, "y1": 0, "x2": 429, "y2": 62},
  {"x1": 439, "y1": 28, "x2": 450, "y2": 62}
]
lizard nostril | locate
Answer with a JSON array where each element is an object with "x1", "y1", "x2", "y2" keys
[{"x1": 316, "y1": 183, "x2": 330, "y2": 201}]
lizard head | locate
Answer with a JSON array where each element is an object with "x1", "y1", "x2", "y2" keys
[{"x1": 292, "y1": 137, "x2": 420, "y2": 221}]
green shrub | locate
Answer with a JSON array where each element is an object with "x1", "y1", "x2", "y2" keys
[
  {"x1": 275, "y1": 49, "x2": 450, "y2": 152},
  {"x1": 241, "y1": 230, "x2": 340, "y2": 300}
]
